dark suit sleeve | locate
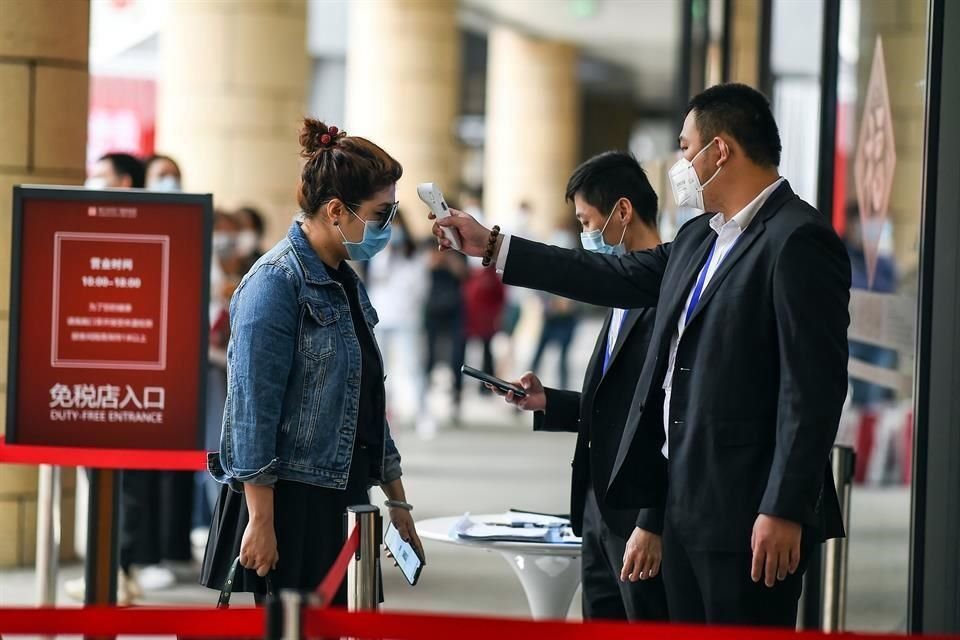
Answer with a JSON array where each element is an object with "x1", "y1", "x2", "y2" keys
[
  {"x1": 503, "y1": 237, "x2": 670, "y2": 309},
  {"x1": 759, "y1": 223, "x2": 851, "y2": 526},
  {"x1": 635, "y1": 508, "x2": 664, "y2": 535},
  {"x1": 533, "y1": 388, "x2": 581, "y2": 433}
]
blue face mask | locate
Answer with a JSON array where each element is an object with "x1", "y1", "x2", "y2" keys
[
  {"x1": 340, "y1": 206, "x2": 392, "y2": 261},
  {"x1": 580, "y1": 202, "x2": 627, "y2": 255}
]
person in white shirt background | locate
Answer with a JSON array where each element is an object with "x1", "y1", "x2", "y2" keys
[{"x1": 365, "y1": 210, "x2": 431, "y2": 434}]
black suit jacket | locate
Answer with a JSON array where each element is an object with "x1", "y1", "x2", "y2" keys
[
  {"x1": 504, "y1": 181, "x2": 850, "y2": 551},
  {"x1": 533, "y1": 306, "x2": 663, "y2": 539}
]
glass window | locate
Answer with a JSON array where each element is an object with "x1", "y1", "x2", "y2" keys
[
  {"x1": 832, "y1": 0, "x2": 929, "y2": 632},
  {"x1": 770, "y1": 0, "x2": 825, "y2": 205}
]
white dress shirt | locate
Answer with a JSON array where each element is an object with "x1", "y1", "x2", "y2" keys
[
  {"x1": 660, "y1": 177, "x2": 784, "y2": 457},
  {"x1": 604, "y1": 307, "x2": 627, "y2": 371}
]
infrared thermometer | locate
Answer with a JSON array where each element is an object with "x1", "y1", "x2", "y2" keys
[{"x1": 417, "y1": 182, "x2": 462, "y2": 251}]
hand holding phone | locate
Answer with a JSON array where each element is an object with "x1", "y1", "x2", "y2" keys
[
  {"x1": 461, "y1": 366, "x2": 547, "y2": 412},
  {"x1": 384, "y1": 521, "x2": 424, "y2": 586},
  {"x1": 461, "y1": 365, "x2": 526, "y2": 397}
]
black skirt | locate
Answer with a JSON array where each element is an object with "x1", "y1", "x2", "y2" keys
[{"x1": 199, "y1": 447, "x2": 372, "y2": 604}]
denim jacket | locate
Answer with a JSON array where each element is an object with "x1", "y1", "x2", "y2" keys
[{"x1": 208, "y1": 221, "x2": 402, "y2": 491}]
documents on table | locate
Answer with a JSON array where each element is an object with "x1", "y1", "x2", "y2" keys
[{"x1": 451, "y1": 512, "x2": 582, "y2": 544}]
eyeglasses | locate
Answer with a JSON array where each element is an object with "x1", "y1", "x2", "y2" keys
[{"x1": 346, "y1": 201, "x2": 399, "y2": 231}]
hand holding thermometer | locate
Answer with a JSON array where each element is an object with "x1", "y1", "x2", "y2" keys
[{"x1": 417, "y1": 182, "x2": 462, "y2": 251}]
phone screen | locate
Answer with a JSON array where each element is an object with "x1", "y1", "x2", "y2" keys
[{"x1": 384, "y1": 522, "x2": 422, "y2": 586}]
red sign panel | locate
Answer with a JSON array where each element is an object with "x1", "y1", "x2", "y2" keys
[{"x1": 7, "y1": 187, "x2": 212, "y2": 452}]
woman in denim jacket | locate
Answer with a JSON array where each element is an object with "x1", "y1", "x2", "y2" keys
[{"x1": 201, "y1": 119, "x2": 424, "y2": 602}]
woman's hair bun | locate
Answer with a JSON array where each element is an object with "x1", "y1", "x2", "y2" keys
[{"x1": 300, "y1": 118, "x2": 346, "y2": 157}]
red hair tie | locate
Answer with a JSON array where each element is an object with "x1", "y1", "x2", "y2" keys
[{"x1": 319, "y1": 126, "x2": 344, "y2": 149}]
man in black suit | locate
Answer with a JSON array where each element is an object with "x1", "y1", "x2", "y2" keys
[
  {"x1": 432, "y1": 84, "x2": 850, "y2": 627},
  {"x1": 493, "y1": 151, "x2": 668, "y2": 622}
]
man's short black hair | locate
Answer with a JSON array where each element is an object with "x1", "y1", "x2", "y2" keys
[
  {"x1": 99, "y1": 153, "x2": 146, "y2": 188},
  {"x1": 686, "y1": 83, "x2": 782, "y2": 167},
  {"x1": 565, "y1": 151, "x2": 658, "y2": 229}
]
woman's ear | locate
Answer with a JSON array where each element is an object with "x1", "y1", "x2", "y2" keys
[{"x1": 324, "y1": 199, "x2": 345, "y2": 226}]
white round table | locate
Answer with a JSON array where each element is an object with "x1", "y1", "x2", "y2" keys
[{"x1": 417, "y1": 515, "x2": 582, "y2": 620}]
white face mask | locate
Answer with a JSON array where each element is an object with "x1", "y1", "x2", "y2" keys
[
  {"x1": 212, "y1": 232, "x2": 236, "y2": 259},
  {"x1": 84, "y1": 177, "x2": 108, "y2": 190},
  {"x1": 149, "y1": 175, "x2": 181, "y2": 192},
  {"x1": 235, "y1": 230, "x2": 259, "y2": 256},
  {"x1": 668, "y1": 139, "x2": 722, "y2": 210}
]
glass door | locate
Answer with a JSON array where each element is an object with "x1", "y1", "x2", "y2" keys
[{"x1": 829, "y1": 0, "x2": 930, "y2": 632}]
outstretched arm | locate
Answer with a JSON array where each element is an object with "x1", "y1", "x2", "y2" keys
[{"x1": 430, "y1": 209, "x2": 669, "y2": 309}]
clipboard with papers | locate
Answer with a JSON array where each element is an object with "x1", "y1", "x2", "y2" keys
[{"x1": 451, "y1": 511, "x2": 582, "y2": 544}]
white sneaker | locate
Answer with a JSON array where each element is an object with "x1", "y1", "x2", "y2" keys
[
  {"x1": 190, "y1": 526, "x2": 209, "y2": 551},
  {"x1": 64, "y1": 576, "x2": 85, "y2": 602},
  {"x1": 119, "y1": 569, "x2": 141, "y2": 604},
  {"x1": 64, "y1": 570, "x2": 139, "y2": 605},
  {"x1": 133, "y1": 565, "x2": 176, "y2": 591}
]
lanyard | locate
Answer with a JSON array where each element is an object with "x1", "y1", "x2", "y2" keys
[
  {"x1": 685, "y1": 232, "x2": 741, "y2": 325},
  {"x1": 685, "y1": 241, "x2": 718, "y2": 326}
]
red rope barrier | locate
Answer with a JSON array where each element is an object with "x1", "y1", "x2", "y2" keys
[
  {"x1": 315, "y1": 524, "x2": 360, "y2": 606},
  {"x1": 305, "y1": 609, "x2": 954, "y2": 640},
  {"x1": 0, "y1": 605, "x2": 956, "y2": 639},
  {"x1": 0, "y1": 436, "x2": 206, "y2": 470},
  {"x1": 0, "y1": 606, "x2": 262, "y2": 637}
]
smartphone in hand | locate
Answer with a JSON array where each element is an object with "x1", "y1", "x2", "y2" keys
[
  {"x1": 460, "y1": 365, "x2": 527, "y2": 398},
  {"x1": 384, "y1": 521, "x2": 424, "y2": 586}
]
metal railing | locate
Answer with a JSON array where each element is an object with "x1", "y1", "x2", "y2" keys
[
  {"x1": 800, "y1": 445, "x2": 856, "y2": 633},
  {"x1": 347, "y1": 505, "x2": 381, "y2": 612},
  {"x1": 823, "y1": 445, "x2": 855, "y2": 632}
]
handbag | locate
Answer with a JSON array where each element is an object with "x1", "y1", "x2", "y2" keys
[{"x1": 178, "y1": 557, "x2": 274, "y2": 640}]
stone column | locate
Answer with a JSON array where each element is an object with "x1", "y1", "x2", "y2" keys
[
  {"x1": 157, "y1": 0, "x2": 309, "y2": 246},
  {"x1": 728, "y1": 0, "x2": 761, "y2": 87},
  {"x1": 483, "y1": 28, "x2": 580, "y2": 237},
  {"x1": 0, "y1": 0, "x2": 87, "y2": 568},
  {"x1": 344, "y1": 0, "x2": 460, "y2": 237}
]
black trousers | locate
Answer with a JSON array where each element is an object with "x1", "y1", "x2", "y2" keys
[
  {"x1": 469, "y1": 336, "x2": 496, "y2": 394},
  {"x1": 424, "y1": 312, "x2": 466, "y2": 404},
  {"x1": 661, "y1": 515, "x2": 807, "y2": 627},
  {"x1": 530, "y1": 315, "x2": 577, "y2": 390},
  {"x1": 120, "y1": 470, "x2": 194, "y2": 571},
  {"x1": 581, "y1": 488, "x2": 669, "y2": 622}
]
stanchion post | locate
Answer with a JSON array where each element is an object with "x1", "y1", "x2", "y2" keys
[
  {"x1": 279, "y1": 591, "x2": 304, "y2": 640},
  {"x1": 347, "y1": 505, "x2": 380, "y2": 612},
  {"x1": 823, "y1": 445, "x2": 855, "y2": 632},
  {"x1": 84, "y1": 468, "x2": 121, "y2": 640},
  {"x1": 35, "y1": 464, "x2": 62, "y2": 606}
]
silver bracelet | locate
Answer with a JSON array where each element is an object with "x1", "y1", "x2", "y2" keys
[{"x1": 385, "y1": 499, "x2": 413, "y2": 511}]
